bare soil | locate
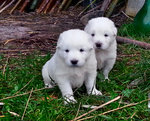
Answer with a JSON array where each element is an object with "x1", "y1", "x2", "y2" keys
[{"x1": 0, "y1": 8, "x2": 127, "y2": 57}]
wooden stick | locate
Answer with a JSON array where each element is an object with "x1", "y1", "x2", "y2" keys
[
  {"x1": 116, "y1": 36, "x2": 150, "y2": 49},
  {"x1": 73, "y1": 0, "x2": 84, "y2": 9},
  {"x1": 105, "y1": 0, "x2": 119, "y2": 17},
  {"x1": 20, "y1": 0, "x2": 30, "y2": 12},
  {"x1": 78, "y1": 0, "x2": 97, "y2": 16},
  {"x1": 78, "y1": 98, "x2": 150, "y2": 121},
  {"x1": 36, "y1": 0, "x2": 49, "y2": 13},
  {"x1": 0, "y1": 1, "x2": 6, "y2": 9},
  {"x1": 0, "y1": 88, "x2": 46, "y2": 101},
  {"x1": 21, "y1": 88, "x2": 33, "y2": 120},
  {"x1": 9, "y1": 0, "x2": 22, "y2": 14},
  {"x1": 58, "y1": 0, "x2": 68, "y2": 12},
  {"x1": 72, "y1": 96, "x2": 121, "y2": 121},
  {"x1": 63, "y1": 0, "x2": 72, "y2": 10},
  {"x1": 100, "y1": 0, "x2": 112, "y2": 12},
  {"x1": 0, "y1": 0, "x2": 15, "y2": 13},
  {"x1": 50, "y1": 0, "x2": 60, "y2": 13},
  {"x1": 44, "y1": 0, "x2": 53, "y2": 13}
]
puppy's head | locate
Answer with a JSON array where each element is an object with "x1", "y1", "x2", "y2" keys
[
  {"x1": 56, "y1": 29, "x2": 93, "y2": 67},
  {"x1": 84, "y1": 17, "x2": 117, "y2": 50}
]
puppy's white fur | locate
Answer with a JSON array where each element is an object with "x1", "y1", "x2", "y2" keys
[
  {"x1": 84, "y1": 17, "x2": 117, "y2": 80},
  {"x1": 42, "y1": 29, "x2": 102, "y2": 104}
]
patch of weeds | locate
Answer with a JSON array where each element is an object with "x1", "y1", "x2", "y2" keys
[{"x1": 0, "y1": 24, "x2": 150, "y2": 120}]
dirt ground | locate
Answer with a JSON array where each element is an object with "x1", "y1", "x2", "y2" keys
[{"x1": 0, "y1": 8, "x2": 127, "y2": 57}]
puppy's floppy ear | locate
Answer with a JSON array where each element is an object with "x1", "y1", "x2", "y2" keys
[
  {"x1": 56, "y1": 33, "x2": 63, "y2": 50},
  {"x1": 56, "y1": 45, "x2": 60, "y2": 50},
  {"x1": 84, "y1": 22, "x2": 90, "y2": 33},
  {"x1": 113, "y1": 26, "x2": 117, "y2": 36}
]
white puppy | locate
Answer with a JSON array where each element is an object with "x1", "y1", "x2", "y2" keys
[
  {"x1": 84, "y1": 17, "x2": 117, "y2": 80},
  {"x1": 42, "y1": 29, "x2": 102, "y2": 104}
]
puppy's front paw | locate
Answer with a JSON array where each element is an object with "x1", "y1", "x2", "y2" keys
[
  {"x1": 64, "y1": 95, "x2": 77, "y2": 105},
  {"x1": 91, "y1": 89, "x2": 102, "y2": 96},
  {"x1": 45, "y1": 83, "x2": 53, "y2": 88}
]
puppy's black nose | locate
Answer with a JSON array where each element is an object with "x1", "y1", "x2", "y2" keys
[
  {"x1": 71, "y1": 60, "x2": 78, "y2": 65},
  {"x1": 96, "y1": 43, "x2": 102, "y2": 48}
]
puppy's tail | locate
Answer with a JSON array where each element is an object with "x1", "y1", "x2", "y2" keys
[{"x1": 42, "y1": 62, "x2": 55, "y2": 88}]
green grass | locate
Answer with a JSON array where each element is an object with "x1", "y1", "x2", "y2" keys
[{"x1": 0, "y1": 24, "x2": 150, "y2": 120}]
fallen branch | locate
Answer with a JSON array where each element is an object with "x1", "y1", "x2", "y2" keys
[
  {"x1": 72, "y1": 96, "x2": 121, "y2": 121},
  {"x1": 117, "y1": 36, "x2": 150, "y2": 49},
  {"x1": 78, "y1": 98, "x2": 150, "y2": 121}
]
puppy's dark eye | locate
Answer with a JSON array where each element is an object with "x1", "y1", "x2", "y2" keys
[
  {"x1": 80, "y1": 49, "x2": 84, "y2": 52},
  {"x1": 91, "y1": 33, "x2": 95, "y2": 37},
  {"x1": 65, "y1": 49, "x2": 69, "y2": 53},
  {"x1": 104, "y1": 34, "x2": 108, "y2": 37}
]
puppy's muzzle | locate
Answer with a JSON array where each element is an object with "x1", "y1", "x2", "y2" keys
[
  {"x1": 71, "y1": 60, "x2": 78, "y2": 65},
  {"x1": 95, "y1": 42, "x2": 102, "y2": 49}
]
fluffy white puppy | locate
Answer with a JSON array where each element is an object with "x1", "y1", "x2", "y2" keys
[
  {"x1": 84, "y1": 17, "x2": 117, "y2": 80},
  {"x1": 42, "y1": 29, "x2": 102, "y2": 104}
]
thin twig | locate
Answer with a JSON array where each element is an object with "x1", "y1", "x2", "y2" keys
[
  {"x1": 73, "y1": 0, "x2": 84, "y2": 9},
  {"x1": 0, "y1": 49, "x2": 35, "y2": 53},
  {"x1": 121, "y1": 11, "x2": 133, "y2": 21},
  {"x1": 130, "y1": 112, "x2": 136, "y2": 119},
  {"x1": 4, "y1": 39, "x2": 15, "y2": 45},
  {"x1": 78, "y1": 98, "x2": 150, "y2": 121},
  {"x1": 78, "y1": 0, "x2": 97, "y2": 16},
  {"x1": 14, "y1": 78, "x2": 33, "y2": 95},
  {"x1": 2, "y1": 56, "x2": 9, "y2": 75},
  {"x1": 72, "y1": 96, "x2": 121, "y2": 121},
  {"x1": 0, "y1": 0, "x2": 15, "y2": 13},
  {"x1": 0, "y1": 1, "x2": 6, "y2": 9},
  {"x1": 9, "y1": 0, "x2": 22, "y2": 14},
  {"x1": 0, "y1": 88, "x2": 46, "y2": 101},
  {"x1": 75, "y1": 103, "x2": 81, "y2": 118},
  {"x1": 58, "y1": 0, "x2": 68, "y2": 12},
  {"x1": 21, "y1": 88, "x2": 33, "y2": 120},
  {"x1": 8, "y1": 111, "x2": 20, "y2": 117}
]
